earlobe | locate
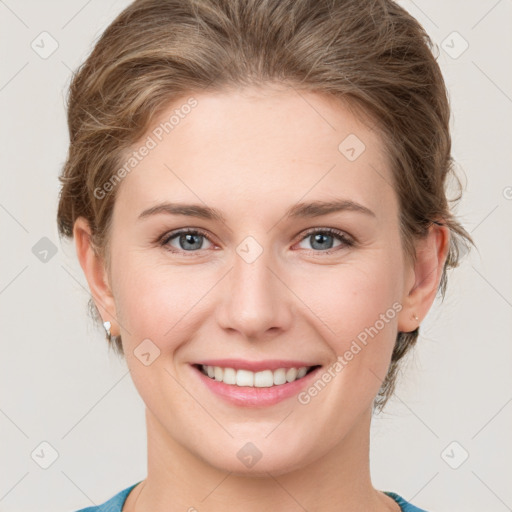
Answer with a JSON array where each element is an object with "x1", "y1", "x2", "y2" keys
[
  {"x1": 73, "y1": 217, "x2": 118, "y2": 336},
  {"x1": 397, "y1": 224, "x2": 451, "y2": 333}
]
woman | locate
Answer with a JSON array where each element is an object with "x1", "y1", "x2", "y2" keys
[{"x1": 57, "y1": 0, "x2": 474, "y2": 510}]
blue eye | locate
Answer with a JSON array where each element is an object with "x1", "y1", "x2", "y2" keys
[
  {"x1": 297, "y1": 228, "x2": 354, "y2": 253},
  {"x1": 160, "y1": 229, "x2": 213, "y2": 253},
  {"x1": 158, "y1": 227, "x2": 354, "y2": 255}
]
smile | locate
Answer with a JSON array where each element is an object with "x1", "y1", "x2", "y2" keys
[
  {"x1": 197, "y1": 364, "x2": 319, "y2": 387},
  {"x1": 191, "y1": 361, "x2": 323, "y2": 407}
]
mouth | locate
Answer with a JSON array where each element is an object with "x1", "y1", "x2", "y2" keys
[
  {"x1": 193, "y1": 363, "x2": 321, "y2": 388},
  {"x1": 190, "y1": 358, "x2": 324, "y2": 407}
]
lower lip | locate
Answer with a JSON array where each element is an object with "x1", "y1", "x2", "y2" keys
[{"x1": 191, "y1": 365, "x2": 322, "y2": 407}]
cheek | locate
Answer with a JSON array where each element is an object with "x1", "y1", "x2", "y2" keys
[
  {"x1": 111, "y1": 253, "x2": 217, "y2": 349},
  {"x1": 294, "y1": 277, "x2": 399, "y2": 415},
  {"x1": 110, "y1": 257, "x2": 208, "y2": 406},
  {"x1": 292, "y1": 255, "x2": 402, "y2": 399},
  {"x1": 293, "y1": 253, "x2": 401, "y2": 342}
]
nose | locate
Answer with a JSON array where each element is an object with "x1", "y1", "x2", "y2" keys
[{"x1": 216, "y1": 243, "x2": 293, "y2": 341}]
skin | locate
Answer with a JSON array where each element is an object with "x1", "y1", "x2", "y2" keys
[{"x1": 74, "y1": 83, "x2": 450, "y2": 512}]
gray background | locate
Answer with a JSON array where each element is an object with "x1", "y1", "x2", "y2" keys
[{"x1": 1, "y1": 1, "x2": 511, "y2": 511}]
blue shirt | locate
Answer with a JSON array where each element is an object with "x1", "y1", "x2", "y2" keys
[{"x1": 73, "y1": 482, "x2": 429, "y2": 511}]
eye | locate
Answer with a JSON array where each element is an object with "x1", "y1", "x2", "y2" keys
[
  {"x1": 295, "y1": 228, "x2": 354, "y2": 253},
  {"x1": 157, "y1": 227, "x2": 354, "y2": 256},
  {"x1": 159, "y1": 228, "x2": 214, "y2": 254}
]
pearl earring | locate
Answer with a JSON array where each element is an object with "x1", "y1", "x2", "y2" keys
[{"x1": 103, "y1": 320, "x2": 112, "y2": 342}]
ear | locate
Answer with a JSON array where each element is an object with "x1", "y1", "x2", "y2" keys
[
  {"x1": 397, "y1": 223, "x2": 451, "y2": 333},
  {"x1": 73, "y1": 217, "x2": 119, "y2": 336}
]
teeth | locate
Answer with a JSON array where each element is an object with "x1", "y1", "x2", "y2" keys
[
  {"x1": 223, "y1": 367, "x2": 237, "y2": 385},
  {"x1": 236, "y1": 369, "x2": 254, "y2": 387},
  {"x1": 286, "y1": 367, "x2": 298, "y2": 382},
  {"x1": 297, "y1": 367, "x2": 308, "y2": 378},
  {"x1": 200, "y1": 365, "x2": 314, "y2": 387}
]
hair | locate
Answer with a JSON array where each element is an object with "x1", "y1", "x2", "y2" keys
[{"x1": 57, "y1": 0, "x2": 475, "y2": 412}]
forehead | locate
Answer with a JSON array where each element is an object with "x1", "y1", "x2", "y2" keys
[{"x1": 113, "y1": 85, "x2": 395, "y2": 221}]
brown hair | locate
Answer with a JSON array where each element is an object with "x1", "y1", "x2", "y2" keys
[{"x1": 57, "y1": 0, "x2": 474, "y2": 412}]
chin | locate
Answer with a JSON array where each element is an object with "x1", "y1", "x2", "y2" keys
[{"x1": 192, "y1": 435, "x2": 319, "y2": 477}]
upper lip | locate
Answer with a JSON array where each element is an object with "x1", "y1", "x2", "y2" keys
[{"x1": 193, "y1": 359, "x2": 321, "y2": 372}]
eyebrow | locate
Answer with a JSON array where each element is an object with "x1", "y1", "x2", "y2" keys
[{"x1": 138, "y1": 199, "x2": 376, "y2": 223}]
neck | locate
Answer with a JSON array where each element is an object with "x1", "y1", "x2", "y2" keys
[{"x1": 125, "y1": 407, "x2": 399, "y2": 512}]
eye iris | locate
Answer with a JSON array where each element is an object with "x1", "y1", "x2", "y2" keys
[
  {"x1": 180, "y1": 233, "x2": 203, "y2": 250},
  {"x1": 311, "y1": 232, "x2": 334, "y2": 250}
]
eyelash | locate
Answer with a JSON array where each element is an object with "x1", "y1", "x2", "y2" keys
[{"x1": 157, "y1": 227, "x2": 355, "y2": 256}]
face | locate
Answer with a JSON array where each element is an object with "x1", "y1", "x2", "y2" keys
[{"x1": 100, "y1": 84, "x2": 416, "y2": 475}]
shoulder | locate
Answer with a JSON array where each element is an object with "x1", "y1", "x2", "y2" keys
[
  {"x1": 384, "y1": 491, "x2": 430, "y2": 512},
  {"x1": 72, "y1": 482, "x2": 140, "y2": 512}
]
